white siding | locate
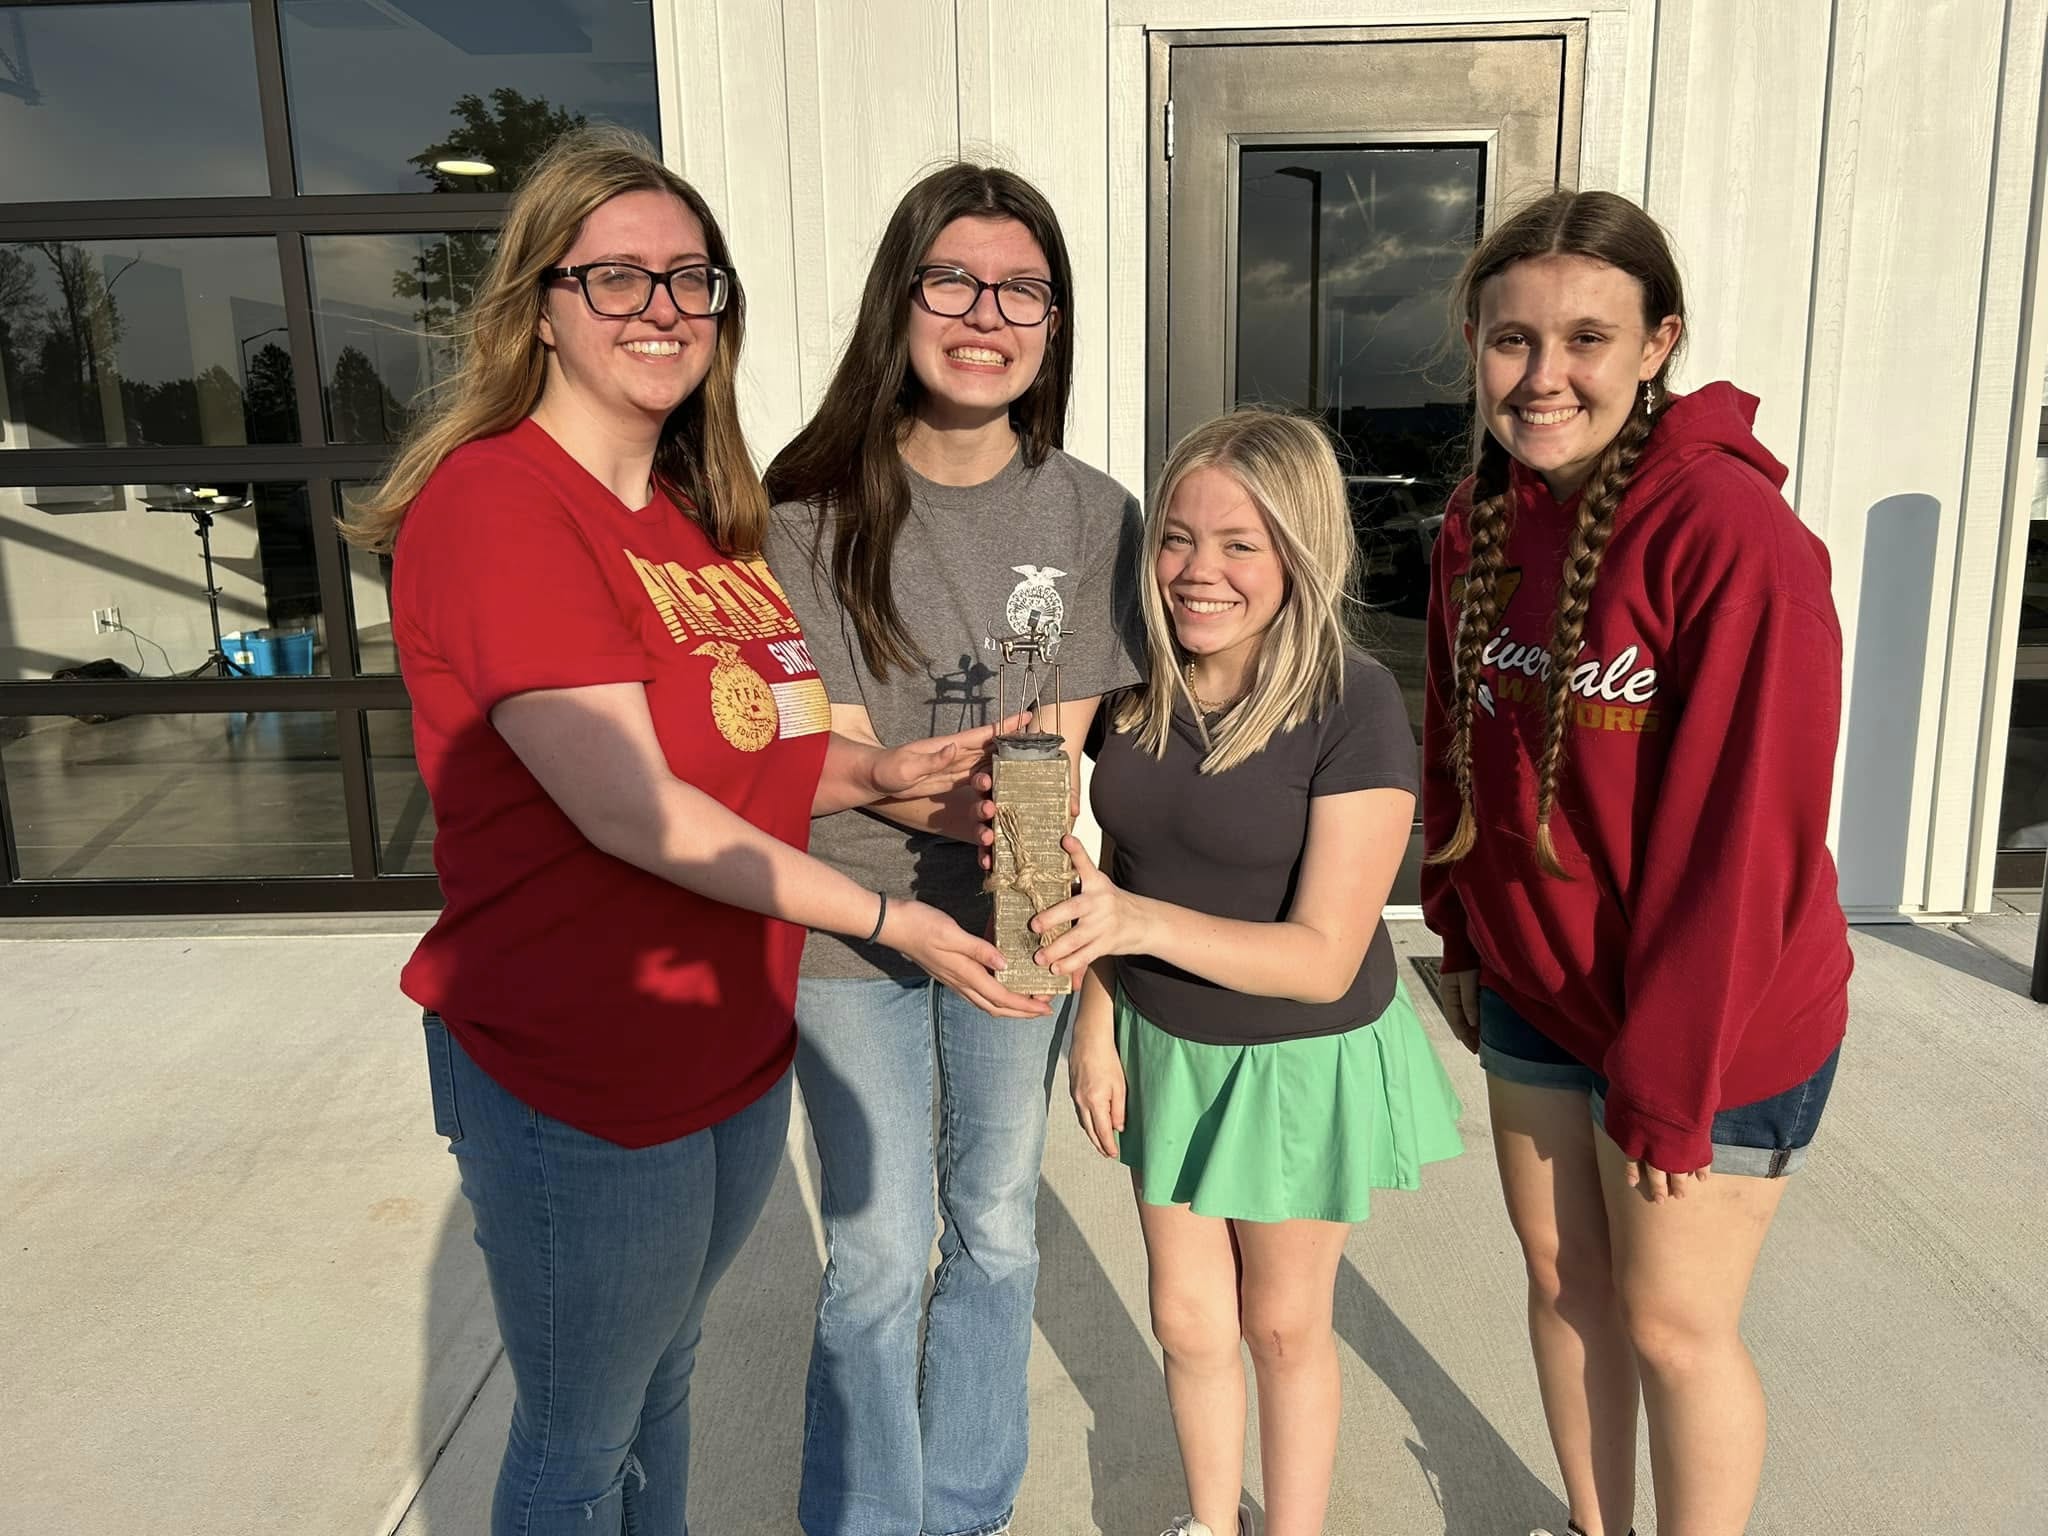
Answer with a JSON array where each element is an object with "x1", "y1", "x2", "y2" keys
[
  {"x1": 1791, "y1": 2, "x2": 2025, "y2": 915},
  {"x1": 653, "y1": 0, "x2": 2048, "y2": 915},
  {"x1": 1945, "y1": 0, "x2": 2048, "y2": 913},
  {"x1": 1644, "y1": 0, "x2": 1830, "y2": 476}
]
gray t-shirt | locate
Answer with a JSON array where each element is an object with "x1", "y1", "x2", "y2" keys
[
  {"x1": 764, "y1": 447, "x2": 1144, "y2": 978},
  {"x1": 1092, "y1": 650, "x2": 1419, "y2": 1045}
]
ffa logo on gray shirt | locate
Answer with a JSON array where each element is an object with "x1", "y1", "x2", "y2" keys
[{"x1": 1005, "y1": 564, "x2": 1067, "y2": 636}]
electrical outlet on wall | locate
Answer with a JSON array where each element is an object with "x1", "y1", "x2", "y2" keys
[{"x1": 92, "y1": 606, "x2": 121, "y2": 634}]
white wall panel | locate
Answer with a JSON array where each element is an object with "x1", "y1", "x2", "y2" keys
[
  {"x1": 1645, "y1": 0, "x2": 1830, "y2": 472},
  {"x1": 1797, "y1": 0, "x2": 2007, "y2": 914},
  {"x1": 1949, "y1": 0, "x2": 2048, "y2": 910},
  {"x1": 1580, "y1": 5, "x2": 1653, "y2": 199},
  {"x1": 798, "y1": 0, "x2": 958, "y2": 421},
  {"x1": 663, "y1": 0, "x2": 810, "y2": 462},
  {"x1": 1106, "y1": 23, "x2": 1151, "y2": 498},
  {"x1": 957, "y1": 1, "x2": 1114, "y2": 475}
]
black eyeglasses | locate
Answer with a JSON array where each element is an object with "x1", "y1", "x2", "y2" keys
[
  {"x1": 543, "y1": 262, "x2": 734, "y2": 318},
  {"x1": 911, "y1": 265, "x2": 1057, "y2": 327}
]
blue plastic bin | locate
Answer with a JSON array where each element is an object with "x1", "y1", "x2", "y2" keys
[{"x1": 222, "y1": 627, "x2": 316, "y2": 677}]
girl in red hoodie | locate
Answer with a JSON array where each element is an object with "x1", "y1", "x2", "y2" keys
[{"x1": 1421, "y1": 190, "x2": 1851, "y2": 1536}]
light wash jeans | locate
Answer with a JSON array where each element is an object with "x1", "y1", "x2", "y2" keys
[
  {"x1": 426, "y1": 1014, "x2": 791, "y2": 1536},
  {"x1": 793, "y1": 976, "x2": 1067, "y2": 1536}
]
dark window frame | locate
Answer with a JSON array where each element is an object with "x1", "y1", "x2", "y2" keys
[{"x1": 0, "y1": 0, "x2": 645, "y2": 915}]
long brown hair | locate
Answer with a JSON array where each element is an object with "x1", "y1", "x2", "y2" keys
[
  {"x1": 763, "y1": 164, "x2": 1076, "y2": 680},
  {"x1": 344, "y1": 125, "x2": 767, "y2": 556},
  {"x1": 1429, "y1": 190, "x2": 1686, "y2": 878}
]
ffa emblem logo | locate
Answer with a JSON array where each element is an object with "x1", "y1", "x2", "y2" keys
[
  {"x1": 1004, "y1": 565, "x2": 1067, "y2": 638},
  {"x1": 693, "y1": 640, "x2": 778, "y2": 751}
]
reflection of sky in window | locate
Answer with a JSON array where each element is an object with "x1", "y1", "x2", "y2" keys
[
  {"x1": 0, "y1": 3, "x2": 269, "y2": 201},
  {"x1": 281, "y1": 0, "x2": 659, "y2": 194},
  {"x1": 1236, "y1": 147, "x2": 1481, "y2": 416}
]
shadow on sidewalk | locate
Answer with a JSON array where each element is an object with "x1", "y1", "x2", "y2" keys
[
  {"x1": 402, "y1": 1185, "x2": 503, "y2": 1534},
  {"x1": 1858, "y1": 919, "x2": 2033, "y2": 999},
  {"x1": 1334, "y1": 1258, "x2": 1567, "y2": 1536},
  {"x1": 690, "y1": 1147, "x2": 823, "y2": 1522},
  {"x1": 1033, "y1": 1183, "x2": 1567, "y2": 1535},
  {"x1": 1034, "y1": 1183, "x2": 1187, "y2": 1533}
]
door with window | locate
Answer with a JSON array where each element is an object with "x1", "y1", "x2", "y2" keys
[{"x1": 1148, "y1": 24, "x2": 1586, "y2": 904}]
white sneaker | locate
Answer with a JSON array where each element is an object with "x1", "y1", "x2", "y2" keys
[{"x1": 1158, "y1": 1504, "x2": 1257, "y2": 1536}]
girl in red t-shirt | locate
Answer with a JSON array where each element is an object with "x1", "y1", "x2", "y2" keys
[
  {"x1": 1421, "y1": 190, "x2": 1851, "y2": 1536},
  {"x1": 346, "y1": 127, "x2": 1043, "y2": 1536}
]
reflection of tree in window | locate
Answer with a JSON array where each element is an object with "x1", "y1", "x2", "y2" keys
[
  {"x1": 329, "y1": 345, "x2": 406, "y2": 445},
  {"x1": 409, "y1": 87, "x2": 586, "y2": 194},
  {"x1": 0, "y1": 242, "x2": 125, "y2": 446},
  {"x1": 121, "y1": 364, "x2": 241, "y2": 447},
  {"x1": 0, "y1": 246, "x2": 40, "y2": 445},
  {"x1": 0, "y1": 241, "x2": 294, "y2": 447},
  {"x1": 242, "y1": 344, "x2": 297, "y2": 443},
  {"x1": 394, "y1": 88, "x2": 579, "y2": 331}
]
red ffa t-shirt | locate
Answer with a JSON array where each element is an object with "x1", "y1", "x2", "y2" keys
[{"x1": 393, "y1": 419, "x2": 830, "y2": 1147}]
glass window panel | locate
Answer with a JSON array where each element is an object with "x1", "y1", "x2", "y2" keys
[
  {"x1": 0, "y1": 482, "x2": 326, "y2": 682},
  {"x1": 1235, "y1": 144, "x2": 1486, "y2": 740},
  {"x1": 308, "y1": 234, "x2": 493, "y2": 444},
  {"x1": 280, "y1": 0, "x2": 659, "y2": 195},
  {"x1": 0, "y1": 711, "x2": 349, "y2": 879},
  {"x1": 366, "y1": 710, "x2": 436, "y2": 874},
  {"x1": 338, "y1": 482, "x2": 398, "y2": 674},
  {"x1": 1999, "y1": 459, "x2": 2048, "y2": 856},
  {"x1": 0, "y1": 239, "x2": 297, "y2": 450},
  {"x1": 0, "y1": 3, "x2": 269, "y2": 202}
]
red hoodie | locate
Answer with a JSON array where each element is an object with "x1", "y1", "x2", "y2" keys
[{"x1": 1421, "y1": 383, "x2": 1851, "y2": 1173}]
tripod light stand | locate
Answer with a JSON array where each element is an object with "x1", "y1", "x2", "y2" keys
[{"x1": 140, "y1": 486, "x2": 254, "y2": 678}]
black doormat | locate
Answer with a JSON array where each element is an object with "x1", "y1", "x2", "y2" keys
[{"x1": 1409, "y1": 955, "x2": 1443, "y2": 1010}]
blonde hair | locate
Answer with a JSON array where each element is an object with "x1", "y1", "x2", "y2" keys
[
  {"x1": 342, "y1": 125, "x2": 768, "y2": 556},
  {"x1": 1115, "y1": 409, "x2": 1358, "y2": 774}
]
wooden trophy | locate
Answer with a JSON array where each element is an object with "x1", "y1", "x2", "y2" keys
[{"x1": 983, "y1": 612, "x2": 1076, "y2": 995}]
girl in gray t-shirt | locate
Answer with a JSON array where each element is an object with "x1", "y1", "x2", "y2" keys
[
  {"x1": 759, "y1": 163, "x2": 1141, "y2": 1536},
  {"x1": 1030, "y1": 409, "x2": 1465, "y2": 1536}
]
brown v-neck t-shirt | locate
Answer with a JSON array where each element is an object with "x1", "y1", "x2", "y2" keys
[{"x1": 1092, "y1": 650, "x2": 1418, "y2": 1045}]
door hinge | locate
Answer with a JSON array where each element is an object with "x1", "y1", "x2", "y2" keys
[{"x1": 1163, "y1": 98, "x2": 1175, "y2": 160}]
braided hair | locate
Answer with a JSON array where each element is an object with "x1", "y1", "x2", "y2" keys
[
  {"x1": 1432, "y1": 430, "x2": 1513, "y2": 863},
  {"x1": 1427, "y1": 191, "x2": 1686, "y2": 878}
]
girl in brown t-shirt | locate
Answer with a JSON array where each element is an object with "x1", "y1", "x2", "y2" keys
[{"x1": 1030, "y1": 409, "x2": 1465, "y2": 1536}]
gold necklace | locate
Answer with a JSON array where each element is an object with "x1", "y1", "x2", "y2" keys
[{"x1": 1184, "y1": 660, "x2": 1240, "y2": 715}]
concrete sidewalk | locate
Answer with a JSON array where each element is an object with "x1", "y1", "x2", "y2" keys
[{"x1": 2, "y1": 916, "x2": 2042, "y2": 1534}]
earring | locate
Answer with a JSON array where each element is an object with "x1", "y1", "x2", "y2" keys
[{"x1": 1641, "y1": 379, "x2": 1656, "y2": 414}]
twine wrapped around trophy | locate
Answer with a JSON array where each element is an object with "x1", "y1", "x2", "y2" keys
[{"x1": 982, "y1": 599, "x2": 1077, "y2": 996}]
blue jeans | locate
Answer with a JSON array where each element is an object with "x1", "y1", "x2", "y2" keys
[
  {"x1": 426, "y1": 1014, "x2": 792, "y2": 1536},
  {"x1": 793, "y1": 976, "x2": 1067, "y2": 1536},
  {"x1": 1476, "y1": 987, "x2": 1840, "y2": 1176}
]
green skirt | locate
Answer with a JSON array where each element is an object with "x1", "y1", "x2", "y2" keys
[{"x1": 1115, "y1": 980, "x2": 1465, "y2": 1223}]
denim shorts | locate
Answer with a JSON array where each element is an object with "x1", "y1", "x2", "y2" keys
[{"x1": 1477, "y1": 987, "x2": 1839, "y2": 1177}]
